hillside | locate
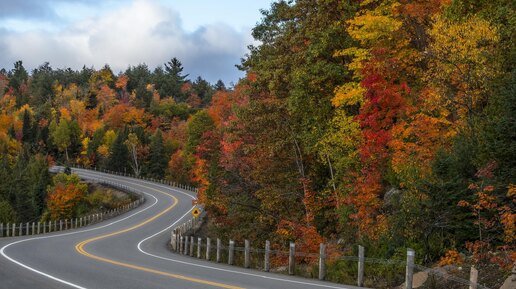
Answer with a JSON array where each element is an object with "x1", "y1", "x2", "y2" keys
[{"x1": 0, "y1": 1, "x2": 514, "y2": 287}]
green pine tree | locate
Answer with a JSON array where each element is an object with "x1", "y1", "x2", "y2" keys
[
  {"x1": 146, "y1": 129, "x2": 167, "y2": 179},
  {"x1": 21, "y1": 109, "x2": 33, "y2": 144},
  {"x1": 109, "y1": 130, "x2": 129, "y2": 173}
]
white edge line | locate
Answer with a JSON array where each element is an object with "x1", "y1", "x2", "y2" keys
[
  {"x1": 136, "y1": 203, "x2": 354, "y2": 288},
  {"x1": 3, "y1": 168, "x2": 352, "y2": 289},
  {"x1": 0, "y1": 171, "x2": 163, "y2": 289},
  {"x1": 86, "y1": 169, "x2": 355, "y2": 289}
]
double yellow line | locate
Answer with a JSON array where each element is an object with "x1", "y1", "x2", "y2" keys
[{"x1": 75, "y1": 181, "x2": 243, "y2": 289}]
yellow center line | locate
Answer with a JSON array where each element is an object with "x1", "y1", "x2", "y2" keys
[{"x1": 75, "y1": 180, "x2": 244, "y2": 289}]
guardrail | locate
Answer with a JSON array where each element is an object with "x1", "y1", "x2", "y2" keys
[
  {"x1": 170, "y1": 215, "x2": 489, "y2": 289},
  {"x1": 0, "y1": 168, "x2": 145, "y2": 237},
  {"x1": 74, "y1": 165, "x2": 199, "y2": 193},
  {"x1": 0, "y1": 167, "x2": 199, "y2": 239},
  {"x1": 0, "y1": 177, "x2": 144, "y2": 238}
]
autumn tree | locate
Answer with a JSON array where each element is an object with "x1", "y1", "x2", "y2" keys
[
  {"x1": 125, "y1": 133, "x2": 143, "y2": 176},
  {"x1": 46, "y1": 173, "x2": 87, "y2": 220},
  {"x1": 186, "y1": 110, "x2": 214, "y2": 154},
  {"x1": 168, "y1": 149, "x2": 191, "y2": 185},
  {"x1": 231, "y1": 0, "x2": 356, "y2": 243},
  {"x1": 51, "y1": 118, "x2": 71, "y2": 161}
]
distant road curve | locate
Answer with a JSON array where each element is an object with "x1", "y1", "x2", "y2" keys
[{"x1": 0, "y1": 168, "x2": 362, "y2": 289}]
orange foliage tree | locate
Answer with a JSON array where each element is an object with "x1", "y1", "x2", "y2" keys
[{"x1": 46, "y1": 173, "x2": 87, "y2": 220}]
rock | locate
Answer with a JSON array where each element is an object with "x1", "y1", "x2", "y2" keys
[
  {"x1": 412, "y1": 271, "x2": 429, "y2": 288},
  {"x1": 398, "y1": 271, "x2": 429, "y2": 289},
  {"x1": 499, "y1": 275, "x2": 515, "y2": 289},
  {"x1": 384, "y1": 187, "x2": 401, "y2": 204},
  {"x1": 499, "y1": 264, "x2": 516, "y2": 289}
]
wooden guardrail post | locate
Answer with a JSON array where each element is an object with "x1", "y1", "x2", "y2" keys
[
  {"x1": 171, "y1": 232, "x2": 177, "y2": 251},
  {"x1": 405, "y1": 248, "x2": 415, "y2": 289},
  {"x1": 19, "y1": 223, "x2": 23, "y2": 236},
  {"x1": 216, "y1": 238, "x2": 221, "y2": 263},
  {"x1": 206, "y1": 237, "x2": 211, "y2": 260},
  {"x1": 26, "y1": 222, "x2": 29, "y2": 235},
  {"x1": 244, "y1": 239, "x2": 250, "y2": 268},
  {"x1": 65, "y1": 219, "x2": 68, "y2": 230},
  {"x1": 43, "y1": 221, "x2": 46, "y2": 234},
  {"x1": 358, "y1": 245, "x2": 365, "y2": 287},
  {"x1": 469, "y1": 266, "x2": 478, "y2": 289},
  {"x1": 37, "y1": 222, "x2": 41, "y2": 234},
  {"x1": 180, "y1": 236, "x2": 184, "y2": 254},
  {"x1": 190, "y1": 236, "x2": 194, "y2": 257},
  {"x1": 0, "y1": 223, "x2": 3, "y2": 237},
  {"x1": 184, "y1": 236, "x2": 190, "y2": 255},
  {"x1": 32, "y1": 222, "x2": 36, "y2": 235},
  {"x1": 6, "y1": 223, "x2": 9, "y2": 237},
  {"x1": 48, "y1": 221, "x2": 52, "y2": 232},
  {"x1": 289, "y1": 242, "x2": 296, "y2": 275},
  {"x1": 264, "y1": 240, "x2": 270, "y2": 272},
  {"x1": 54, "y1": 220, "x2": 57, "y2": 231},
  {"x1": 75, "y1": 218, "x2": 78, "y2": 228},
  {"x1": 12, "y1": 223, "x2": 16, "y2": 236},
  {"x1": 197, "y1": 237, "x2": 202, "y2": 258},
  {"x1": 228, "y1": 240, "x2": 235, "y2": 265},
  {"x1": 177, "y1": 232, "x2": 181, "y2": 252},
  {"x1": 319, "y1": 243, "x2": 326, "y2": 280}
]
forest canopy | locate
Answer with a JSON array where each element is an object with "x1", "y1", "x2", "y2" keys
[{"x1": 0, "y1": 0, "x2": 514, "y2": 283}]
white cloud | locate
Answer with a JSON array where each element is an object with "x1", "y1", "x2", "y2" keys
[{"x1": 0, "y1": 0, "x2": 254, "y2": 83}]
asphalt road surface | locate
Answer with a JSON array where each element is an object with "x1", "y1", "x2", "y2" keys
[{"x1": 0, "y1": 168, "x2": 363, "y2": 289}]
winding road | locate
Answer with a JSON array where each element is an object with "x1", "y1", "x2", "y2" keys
[{"x1": 0, "y1": 169, "x2": 361, "y2": 289}]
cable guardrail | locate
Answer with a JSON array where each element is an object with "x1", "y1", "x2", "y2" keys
[{"x1": 169, "y1": 210, "x2": 490, "y2": 289}]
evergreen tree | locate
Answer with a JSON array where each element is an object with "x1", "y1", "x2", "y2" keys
[
  {"x1": 192, "y1": 76, "x2": 214, "y2": 106},
  {"x1": 134, "y1": 81, "x2": 153, "y2": 108},
  {"x1": 88, "y1": 128, "x2": 105, "y2": 161},
  {"x1": 8, "y1": 60, "x2": 29, "y2": 106},
  {"x1": 21, "y1": 109, "x2": 33, "y2": 144},
  {"x1": 125, "y1": 63, "x2": 152, "y2": 92},
  {"x1": 7, "y1": 125, "x2": 16, "y2": 139},
  {"x1": 68, "y1": 119, "x2": 82, "y2": 160},
  {"x1": 0, "y1": 154, "x2": 15, "y2": 223},
  {"x1": 26, "y1": 154, "x2": 50, "y2": 218},
  {"x1": 214, "y1": 79, "x2": 226, "y2": 91},
  {"x1": 159, "y1": 58, "x2": 188, "y2": 101},
  {"x1": 146, "y1": 129, "x2": 167, "y2": 179},
  {"x1": 10, "y1": 152, "x2": 32, "y2": 221},
  {"x1": 109, "y1": 130, "x2": 129, "y2": 173},
  {"x1": 29, "y1": 62, "x2": 54, "y2": 106}
]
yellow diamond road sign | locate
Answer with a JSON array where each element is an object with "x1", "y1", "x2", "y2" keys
[{"x1": 191, "y1": 208, "x2": 201, "y2": 218}]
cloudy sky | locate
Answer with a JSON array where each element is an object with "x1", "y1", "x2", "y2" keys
[{"x1": 0, "y1": 0, "x2": 273, "y2": 84}]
